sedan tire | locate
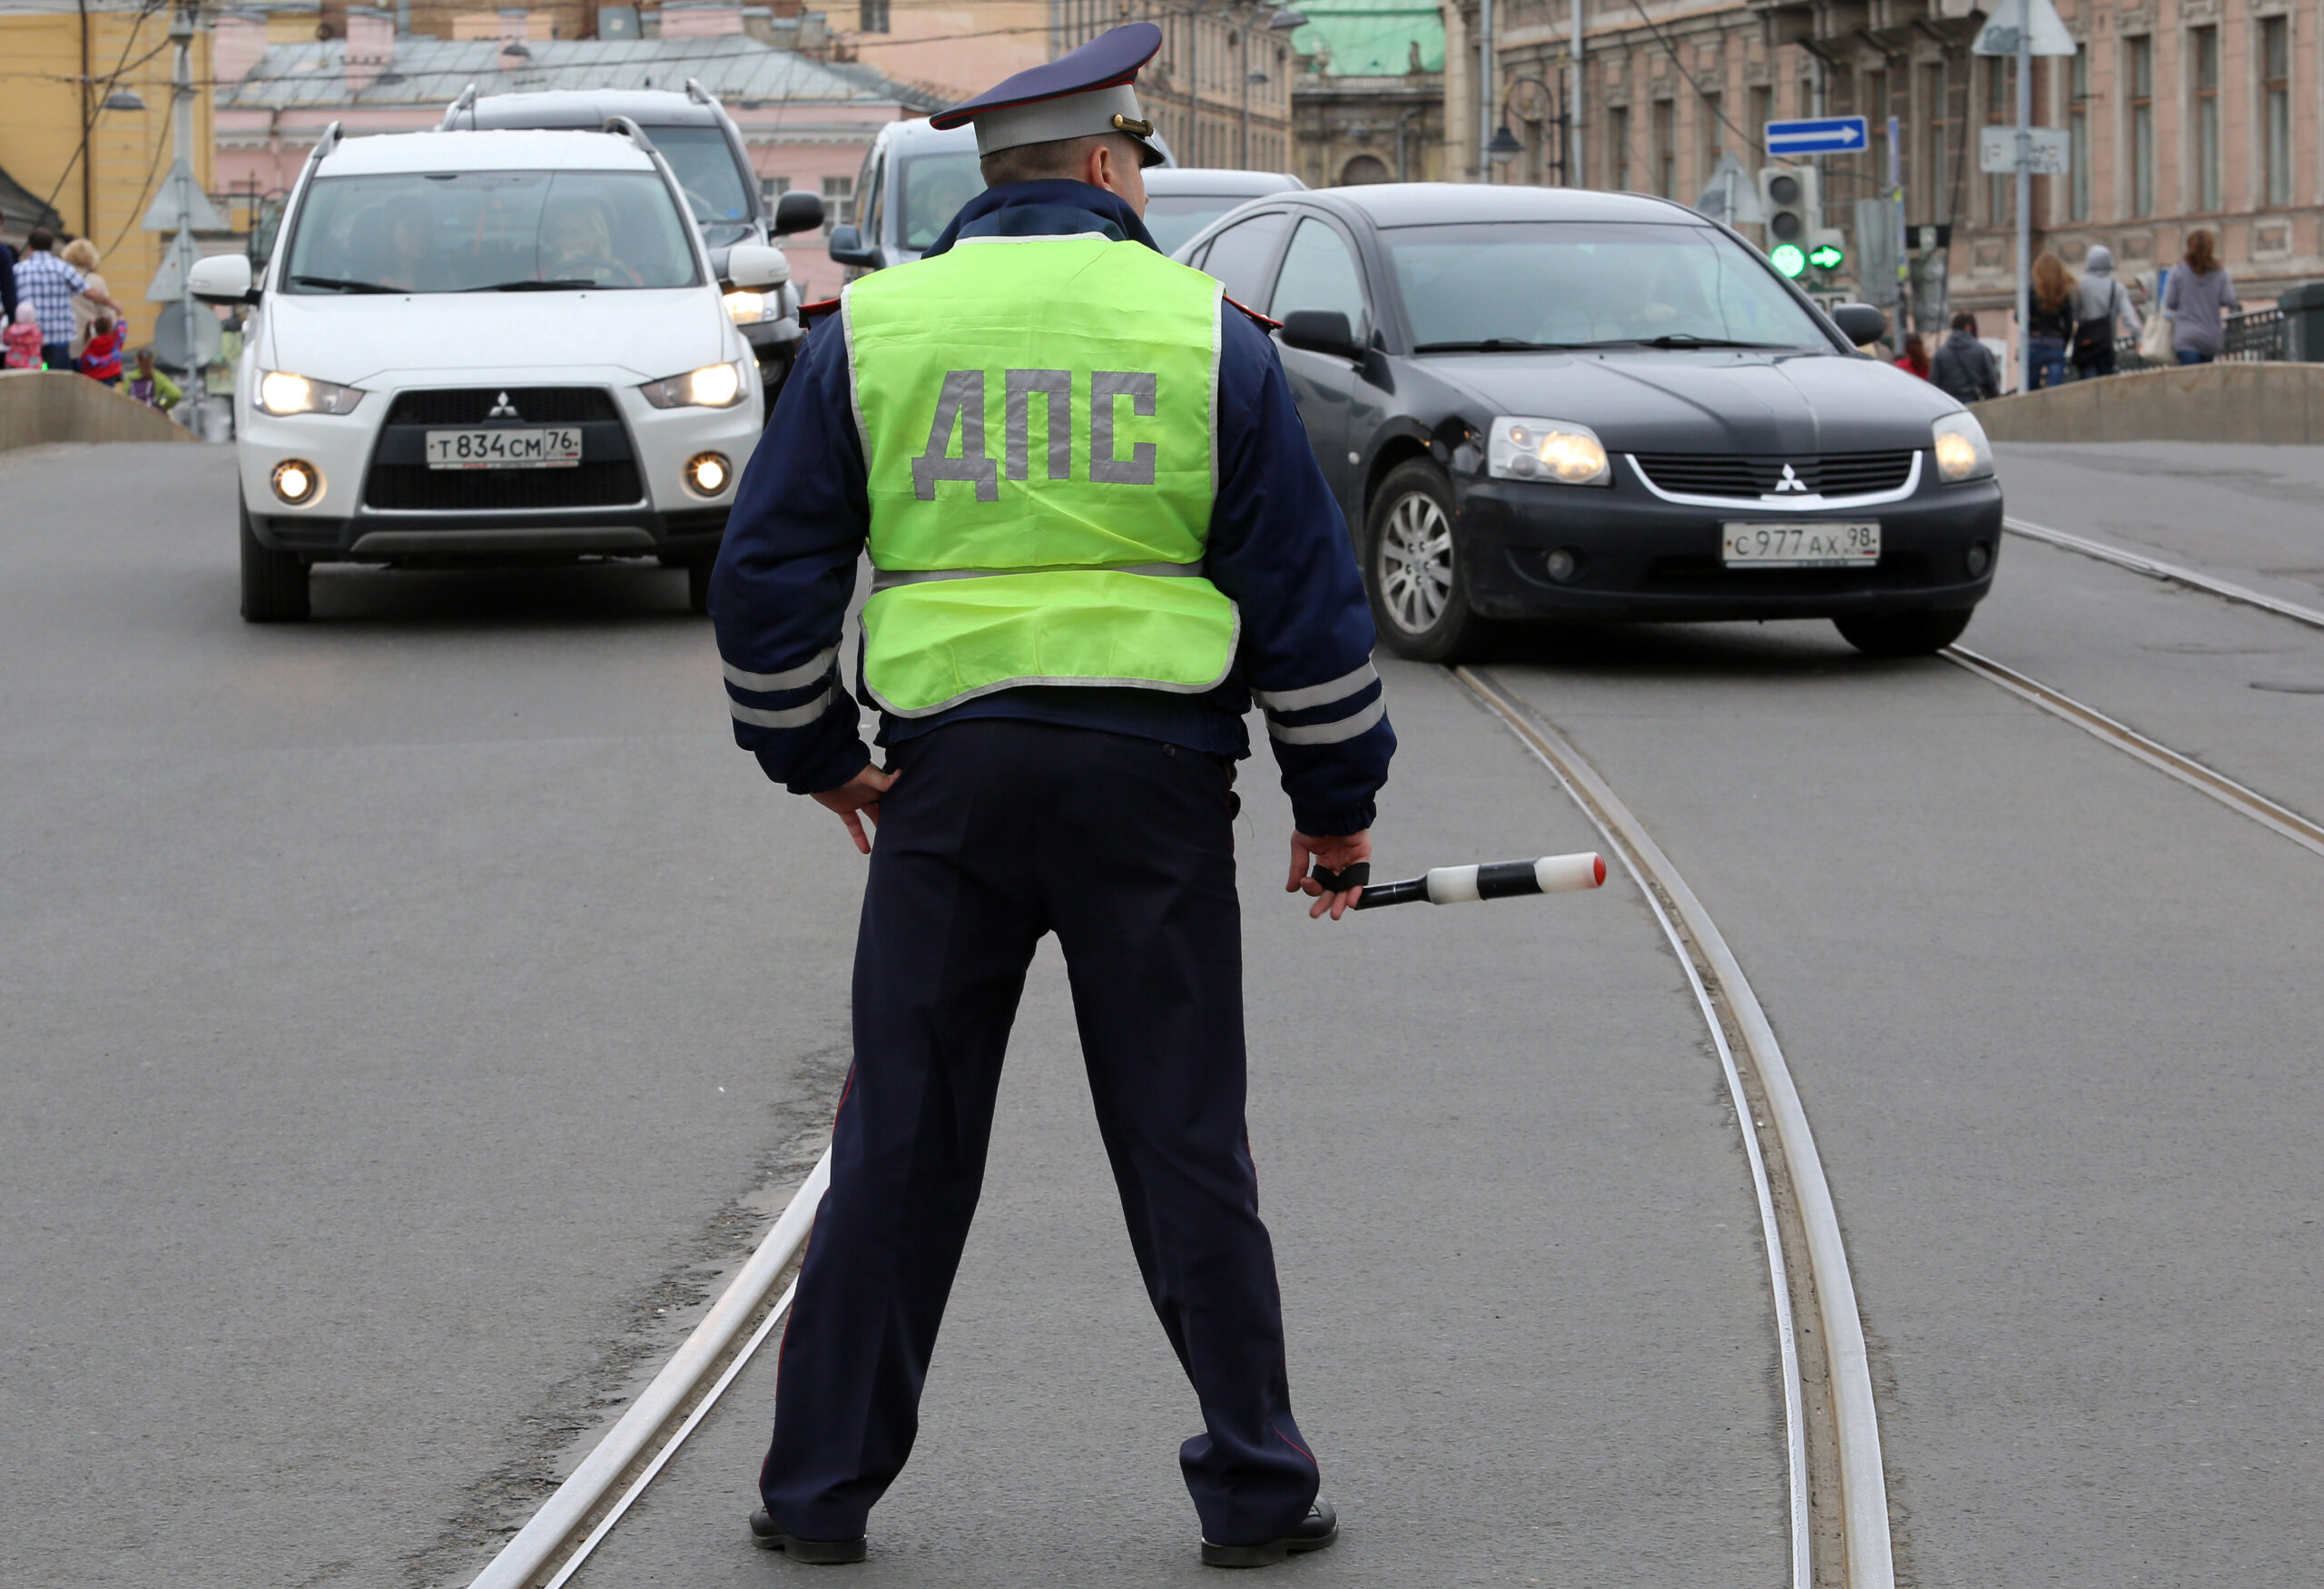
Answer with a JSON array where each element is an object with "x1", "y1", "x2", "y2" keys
[
  {"x1": 1366, "y1": 460, "x2": 1497, "y2": 663},
  {"x1": 239, "y1": 494, "x2": 310, "y2": 624},
  {"x1": 1833, "y1": 608, "x2": 1973, "y2": 656}
]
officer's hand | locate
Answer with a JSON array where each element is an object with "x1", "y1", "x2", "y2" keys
[
  {"x1": 812, "y1": 763, "x2": 895, "y2": 855},
  {"x1": 1287, "y1": 828, "x2": 1371, "y2": 921}
]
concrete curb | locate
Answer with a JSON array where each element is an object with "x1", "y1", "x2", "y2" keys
[{"x1": 1973, "y1": 360, "x2": 2324, "y2": 443}]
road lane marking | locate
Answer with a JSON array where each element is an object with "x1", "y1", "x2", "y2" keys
[
  {"x1": 1455, "y1": 666, "x2": 1885, "y2": 1589},
  {"x1": 2004, "y1": 517, "x2": 2324, "y2": 633},
  {"x1": 1943, "y1": 646, "x2": 2324, "y2": 861},
  {"x1": 467, "y1": 1150, "x2": 832, "y2": 1589}
]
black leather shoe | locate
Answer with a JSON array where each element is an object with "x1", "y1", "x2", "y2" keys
[
  {"x1": 1200, "y1": 1499, "x2": 1339, "y2": 1567},
  {"x1": 748, "y1": 1508, "x2": 867, "y2": 1564}
]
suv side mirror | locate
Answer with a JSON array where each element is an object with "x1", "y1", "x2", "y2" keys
[
  {"x1": 772, "y1": 190, "x2": 825, "y2": 237},
  {"x1": 825, "y1": 222, "x2": 877, "y2": 269},
  {"x1": 724, "y1": 243, "x2": 791, "y2": 291},
  {"x1": 1278, "y1": 309, "x2": 1360, "y2": 360},
  {"x1": 190, "y1": 253, "x2": 257, "y2": 305},
  {"x1": 1829, "y1": 302, "x2": 1888, "y2": 349}
]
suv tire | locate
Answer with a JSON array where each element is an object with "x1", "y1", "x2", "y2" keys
[
  {"x1": 1364, "y1": 459, "x2": 1496, "y2": 663},
  {"x1": 1834, "y1": 608, "x2": 1972, "y2": 656},
  {"x1": 240, "y1": 495, "x2": 310, "y2": 623}
]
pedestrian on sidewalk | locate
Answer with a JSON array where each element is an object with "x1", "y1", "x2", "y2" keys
[
  {"x1": 12, "y1": 230, "x2": 123, "y2": 372},
  {"x1": 61, "y1": 239, "x2": 113, "y2": 366},
  {"x1": 2026, "y1": 252, "x2": 2075, "y2": 390},
  {"x1": 78, "y1": 312, "x2": 124, "y2": 386},
  {"x1": 126, "y1": 347, "x2": 182, "y2": 410},
  {"x1": 2162, "y1": 229, "x2": 2239, "y2": 367},
  {"x1": 2070, "y1": 243, "x2": 2141, "y2": 379},
  {"x1": 1931, "y1": 311, "x2": 2001, "y2": 404},
  {"x1": 1894, "y1": 332, "x2": 1932, "y2": 380},
  {"x1": 4, "y1": 302, "x2": 42, "y2": 370},
  {"x1": 713, "y1": 22, "x2": 1384, "y2": 1573}
]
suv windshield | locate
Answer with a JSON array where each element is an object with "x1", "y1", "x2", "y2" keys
[
  {"x1": 1385, "y1": 222, "x2": 1829, "y2": 351},
  {"x1": 283, "y1": 170, "x2": 700, "y2": 293},
  {"x1": 646, "y1": 124, "x2": 754, "y2": 239},
  {"x1": 898, "y1": 151, "x2": 981, "y2": 252}
]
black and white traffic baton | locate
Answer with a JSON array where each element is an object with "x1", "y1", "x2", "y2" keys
[{"x1": 1310, "y1": 851, "x2": 1607, "y2": 910}]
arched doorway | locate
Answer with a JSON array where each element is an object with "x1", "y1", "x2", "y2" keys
[{"x1": 1339, "y1": 153, "x2": 1392, "y2": 184}]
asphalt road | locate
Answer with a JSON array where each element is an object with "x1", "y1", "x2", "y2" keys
[{"x1": 5, "y1": 438, "x2": 2319, "y2": 1589}]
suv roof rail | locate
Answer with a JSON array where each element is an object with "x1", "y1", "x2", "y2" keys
[
  {"x1": 442, "y1": 83, "x2": 477, "y2": 129},
  {"x1": 602, "y1": 113, "x2": 655, "y2": 150},
  {"x1": 685, "y1": 77, "x2": 711, "y2": 104},
  {"x1": 315, "y1": 121, "x2": 344, "y2": 160}
]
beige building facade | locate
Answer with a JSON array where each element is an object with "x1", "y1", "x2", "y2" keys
[{"x1": 1054, "y1": 0, "x2": 1296, "y2": 171}]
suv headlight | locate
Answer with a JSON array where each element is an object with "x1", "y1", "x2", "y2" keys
[
  {"x1": 1488, "y1": 416, "x2": 1611, "y2": 486},
  {"x1": 641, "y1": 360, "x2": 750, "y2": 410},
  {"x1": 1932, "y1": 411, "x2": 1994, "y2": 482},
  {"x1": 723, "y1": 290, "x2": 780, "y2": 325},
  {"x1": 256, "y1": 370, "x2": 364, "y2": 416}
]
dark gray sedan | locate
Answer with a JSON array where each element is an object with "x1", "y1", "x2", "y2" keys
[{"x1": 1176, "y1": 183, "x2": 2003, "y2": 659}]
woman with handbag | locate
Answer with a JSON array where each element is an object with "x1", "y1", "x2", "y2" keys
[{"x1": 2070, "y1": 243, "x2": 2142, "y2": 378}]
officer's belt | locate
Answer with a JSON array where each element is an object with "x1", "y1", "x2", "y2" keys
[{"x1": 869, "y1": 559, "x2": 1206, "y2": 595}]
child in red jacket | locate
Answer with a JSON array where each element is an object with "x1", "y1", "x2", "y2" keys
[{"x1": 79, "y1": 312, "x2": 124, "y2": 385}]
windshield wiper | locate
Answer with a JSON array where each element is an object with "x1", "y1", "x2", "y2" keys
[
  {"x1": 291, "y1": 274, "x2": 402, "y2": 294},
  {"x1": 1413, "y1": 338, "x2": 1588, "y2": 352},
  {"x1": 461, "y1": 279, "x2": 597, "y2": 292},
  {"x1": 1625, "y1": 334, "x2": 1792, "y2": 350}
]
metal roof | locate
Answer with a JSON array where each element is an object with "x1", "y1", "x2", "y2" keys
[
  {"x1": 1291, "y1": 0, "x2": 1444, "y2": 79},
  {"x1": 217, "y1": 35, "x2": 943, "y2": 113}
]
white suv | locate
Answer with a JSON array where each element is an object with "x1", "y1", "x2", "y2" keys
[{"x1": 194, "y1": 121, "x2": 783, "y2": 621}]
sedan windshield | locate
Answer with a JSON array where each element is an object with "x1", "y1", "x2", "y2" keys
[
  {"x1": 1384, "y1": 222, "x2": 1830, "y2": 351},
  {"x1": 283, "y1": 170, "x2": 700, "y2": 293}
]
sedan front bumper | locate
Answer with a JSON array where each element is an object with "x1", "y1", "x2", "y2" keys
[{"x1": 1456, "y1": 454, "x2": 2004, "y2": 623}]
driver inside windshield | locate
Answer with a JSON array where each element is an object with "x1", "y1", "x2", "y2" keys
[
  {"x1": 366, "y1": 197, "x2": 436, "y2": 291},
  {"x1": 539, "y1": 196, "x2": 641, "y2": 286}
]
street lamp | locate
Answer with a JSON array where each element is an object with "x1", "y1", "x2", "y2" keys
[
  {"x1": 1491, "y1": 74, "x2": 1566, "y2": 184},
  {"x1": 1267, "y1": 8, "x2": 1306, "y2": 28},
  {"x1": 102, "y1": 90, "x2": 148, "y2": 111}
]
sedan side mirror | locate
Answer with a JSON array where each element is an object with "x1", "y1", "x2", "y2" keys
[
  {"x1": 826, "y1": 223, "x2": 878, "y2": 269},
  {"x1": 1829, "y1": 302, "x2": 1889, "y2": 349},
  {"x1": 190, "y1": 252, "x2": 257, "y2": 305},
  {"x1": 772, "y1": 190, "x2": 825, "y2": 237},
  {"x1": 1278, "y1": 309, "x2": 1360, "y2": 360},
  {"x1": 724, "y1": 243, "x2": 791, "y2": 291}
]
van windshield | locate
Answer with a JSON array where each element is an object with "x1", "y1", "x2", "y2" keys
[
  {"x1": 899, "y1": 152, "x2": 981, "y2": 251},
  {"x1": 283, "y1": 170, "x2": 700, "y2": 293}
]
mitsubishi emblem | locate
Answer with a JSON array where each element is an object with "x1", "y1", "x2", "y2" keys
[
  {"x1": 1774, "y1": 463, "x2": 1808, "y2": 493},
  {"x1": 488, "y1": 390, "x2": 520, "y2": 419}
]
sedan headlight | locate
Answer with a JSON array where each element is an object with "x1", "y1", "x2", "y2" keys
[
  {"x1": 641, "y1": 360, "x2": 750, "y2": 410},
  {"x1": 723, "y1": 290, "x2": 780, "y2": 325},
  {"x1": 1488, "y1": 416, "x2": 1611, "y2": 486},
  {"x1": 1932, "y1": 411, "x2": 1994, "y2": 483},
  {"x1": 256, "y1": 370, "x2": 364, "y2": 416}
]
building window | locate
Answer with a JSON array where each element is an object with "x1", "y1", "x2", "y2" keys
[
  {"x1": 1919, "y1": 62, "x2": 1948, "y2": 225},
  {"x1": 2188, "y1": 26, "x2": 2219, "y2": 212},
  {"x1": 760, "y1": 174, "x2": 790, "y2": 212},
  {"x1": 1652, "y1": 98, "x2": 1676, "y2": 197},
  {"x1": 1609, "y1": 104, "x2": 1630, "y2": 190},
  {"x1": 2127, "y1": 35, "x2": 2153, "y2": 215},
  {"x1": 1868, "y1": 72, "x2": 1890, "y2": 190},
  {"x1": 2262, "y1": 15, "x2": 2291, "y2": 207},
  {"x1": 1699, "y1": 90, "x2": 1722, "y2": 191},
  {"x1": 858, "y1": 0, "x2": 888, "y2": 33},
  {"x1": 821, "y1": 173, "x2": 852, "y2": 236},
  {"x1": 2068, "y1": 47, "x2": 2090, "y2": 221},
  {"x1": 1984, "y1": 57, "x2": 2012, "y2": 225}
]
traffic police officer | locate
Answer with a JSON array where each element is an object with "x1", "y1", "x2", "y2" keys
[{"x1": 710, "y1": 23, "x2": 1393, "y2": 1567}]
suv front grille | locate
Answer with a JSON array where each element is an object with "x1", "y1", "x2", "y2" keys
[
  {"x1": 382, "y1": 387, "x2": 622, "y2": 426},
  {"x1": 364, "y1": 459, "x2": 643, "y2": 510},
  {"x1": 1632, "y1": 451, "x2": 1917, "y2": 499}
]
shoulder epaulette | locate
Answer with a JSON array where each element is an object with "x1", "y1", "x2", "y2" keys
[
  {"x1": 1223, "y1": 294, "x2": 1280, "y2": 331},
  {"x1": 800, "y1": 296, "x2": 842, "y2": 326}
]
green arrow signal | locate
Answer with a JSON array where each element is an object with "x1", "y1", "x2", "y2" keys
[
  {"x1": 1808, "y1": 242, "x2": 1846, "y2": 271},
  {"x1": 1769, "y1": 242, "x2": 1808, "y2": 278}
]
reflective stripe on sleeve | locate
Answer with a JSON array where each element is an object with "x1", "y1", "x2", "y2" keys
[
  {"x1": 1265, "y1": 695, "x2": 1386, "y2": 745},
  {"x1": 730, "y1": 688, "x2": 836, "y2": 729},
  {"x1": 1253, "y1": 661, "x2": 1378, "y2": 714},
  {"x1": 724, "y1": 647, "x2": 838, "y2": 695}
]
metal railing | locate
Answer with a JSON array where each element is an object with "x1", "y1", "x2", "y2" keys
[{"x1": 2116, "y1": 305, "x2": 2287, "y2": 371}]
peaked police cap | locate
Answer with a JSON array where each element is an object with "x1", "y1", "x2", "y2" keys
[{"x1": 930, "y1": 23, "x2": 1168, "y2": 168}]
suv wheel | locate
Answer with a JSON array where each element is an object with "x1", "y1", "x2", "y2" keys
[
  {"x1": 239, "y1": 494, "x2": 310, "y2": 623},
  {"x1": 1834, "y1": 608, "x2": 1973, "y2": 656},
  {"x1": 1365, "y1": 460, "x2": 1495, "y2": 662}
]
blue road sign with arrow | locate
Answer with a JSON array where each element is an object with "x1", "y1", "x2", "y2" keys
[{"x1": 1764, "y1": 116, "x2": 1869, "y2": 156}]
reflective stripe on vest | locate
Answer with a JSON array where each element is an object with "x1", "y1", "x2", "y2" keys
[{"x1": 842, "y1": 233, "x2": 1235, "y2": 717}]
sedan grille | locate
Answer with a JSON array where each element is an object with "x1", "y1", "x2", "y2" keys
[
  {"x1": 1632, "y1": 451, "x2": 1917, "y2": 498},
  {"x1": 382, "y1": 387, "x2": 621, "y2": 426}
]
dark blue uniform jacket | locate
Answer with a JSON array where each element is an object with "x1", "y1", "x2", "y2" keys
[{"x1": 709, "y1": 181, "x2": 1393, "y2": 835}]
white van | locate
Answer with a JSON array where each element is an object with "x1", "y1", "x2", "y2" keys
[{"x1": 194, "y1": 121, "x2": 784, "y2": 621}]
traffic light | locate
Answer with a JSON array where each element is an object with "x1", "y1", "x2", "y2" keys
[{"x1": 1758, "y1": 163, "x2": 1815, "y2": 278}]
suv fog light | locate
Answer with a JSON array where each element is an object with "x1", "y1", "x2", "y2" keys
[
  {"x1": 686, "y1": 452, "x2": 733, "y2": 496},
  {"x1": 1966, "y1": 539, "x2": 1993, "y2": 577},
  {"x1": 1544, "y1": 547, "x2": 1581, "y2": 583},
  {"x1": 272, "y1": 459, "x2": 320, "y2": 505}
]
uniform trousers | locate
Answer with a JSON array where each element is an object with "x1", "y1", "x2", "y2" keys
[{"x1": 759, "y1": 718, "x2": 1321, "y2": 1546}]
